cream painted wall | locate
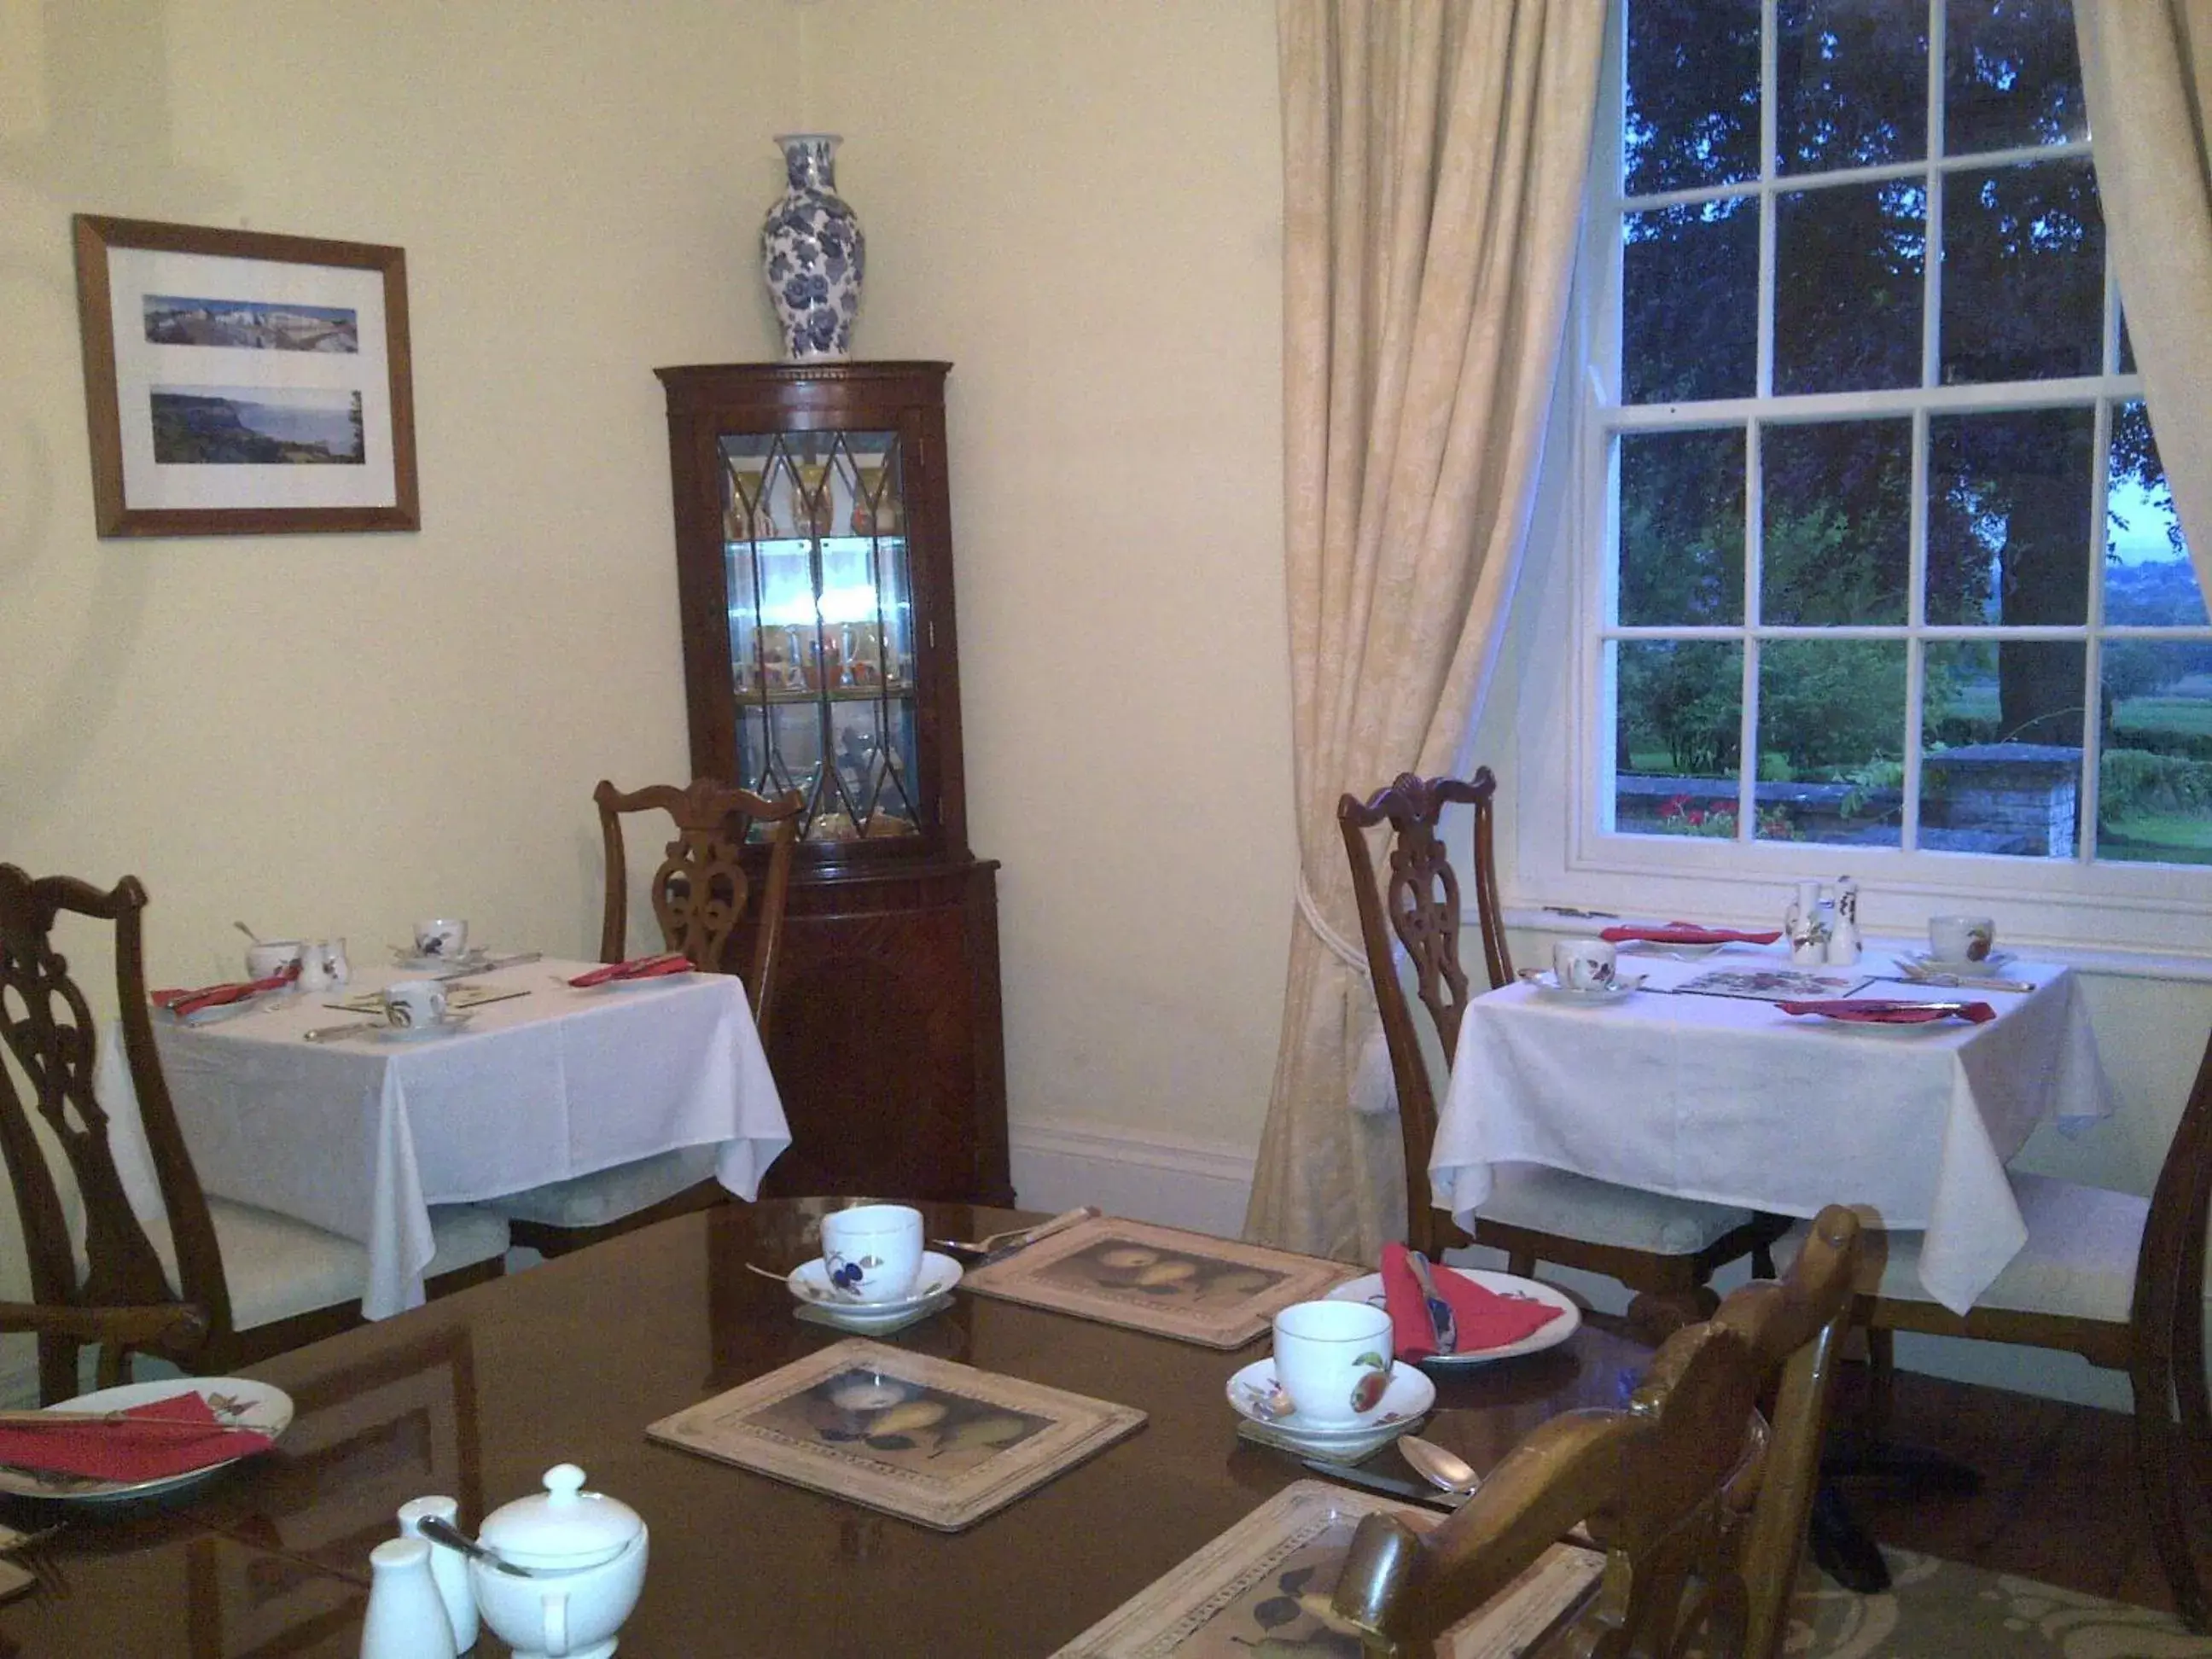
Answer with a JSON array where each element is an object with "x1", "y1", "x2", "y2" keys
[{"x1": 0, "y1": 0, "x2": 1293, "y2": 1309}]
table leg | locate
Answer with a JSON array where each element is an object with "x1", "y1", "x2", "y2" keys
[{"x1": 1812, "y1": 1433, "x2": 1985, "y2": 1594}]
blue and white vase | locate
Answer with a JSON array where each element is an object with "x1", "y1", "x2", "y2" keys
[{"x1": 761, "y1": 133, "x2": 864, "y2": 362}]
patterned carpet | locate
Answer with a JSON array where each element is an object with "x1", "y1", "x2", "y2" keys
[{"x1": 1792, "y1": 1550, "x2": 2212, "y2": 1658}]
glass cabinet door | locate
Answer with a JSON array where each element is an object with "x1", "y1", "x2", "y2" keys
[{"x1": 720, "y1": 428, "x2": 923, "y2": 844}]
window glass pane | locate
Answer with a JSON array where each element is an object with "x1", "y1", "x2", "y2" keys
[
  {"x1": 1625, "y1": 0, "x2": 1761, "y2": 195},
  {"x1": 1763, "y1": 420, "x2": 1912, "y2": 624},
  {"x1": 1777, "y1": 0, "x2": 1928, "y2": 173},
  {"x1": 2100, "y1": 643, "x2": 2212, "y2": 864},
  {"x1": 1928, "y1": 407, "x2": 2093, "y2": 626},
  {"x1": 1941, "y1": 160, "x2": 2102, "y2": 384},
  {"x1": 2107, "y1": 400, "x2": 2208, "y2": 626},
  {"x1": 1944, "y1": 0, "x2": 2088, "y2": 157},
  {"x1": 1615, "y1": 641, "x2": 1743, "y2": 835},
  {"x1": 1620, "y1": 428, "x2": 1745, "y2": 626},
  {"x1": 1624, "y1": 199, "x2": 1759, "y2": 402},
  {"x1": 1922, "y1": 640, "x2": 2086, "y2": 857},
  {"x1": 1756, "y1": 641, "x2": 1906, "y2": 847},
  {"x1": 1775, "y1": 182, "x2": 1924, "y2": 393}
]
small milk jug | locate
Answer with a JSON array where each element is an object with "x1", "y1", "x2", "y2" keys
[{"x1": 1785, "y1": 881, "x2": 1831, "y2": 966}]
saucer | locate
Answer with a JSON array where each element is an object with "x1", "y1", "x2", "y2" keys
[
  {"x1": 795, "y1": 1293, "x2": 956, "y2": 1336},
  {"x1": 371, "y1": 1011, "x2": 475, "y2": 1042},
  {"x1": 393, "y1": 947, "x2": 492, "y2": 974},
  {"x1": 1225, "y1": 1358, "x2": 1435, "y2": 1450},
  {"x1": 1902, "y1": 950, "x2": 2015, "y2": 975},
  {"x1": 1519, "y1": 969, "x2": 1646, "y2": 1004},
  {"x1": 787, "y1": 1251, "x2": 963, "y2": 1319}
]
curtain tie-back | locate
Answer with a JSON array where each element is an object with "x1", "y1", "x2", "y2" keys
[{"x1": 1295, "y1": 868, "x2": 1370, "y2": 977}]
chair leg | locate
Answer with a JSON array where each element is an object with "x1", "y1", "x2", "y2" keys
[
  {"x1": 2172, "y1": 1231, "x2": 2212, "y2": 1508},
  {"x1": 1506, "y1": 1249, "x2": 1536, "y2": 1278},
  {"x1": 36, "y1": 1333, "x2": 76, "y2": 1408},
  {"x1": 1753, "y1": 1240, "x2": 1778, "y2": 1279},
  {"x1": 1866, "y1": 1326, "x2": 1895, "y2": 1438},
  {"x1": 2132, "y1": 1351, "x2": 2211, "y2": 1633}
]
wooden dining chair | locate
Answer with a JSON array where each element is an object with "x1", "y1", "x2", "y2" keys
[
  {"x1": 1329, "y1": 1204, "x2": 1861, "y2": 1659},
  {"x1": 1340, "y1": 771, "x2": 1787, "y2": 1315},
  {"x1": 0, "y1": 865, "x2": 509, "y2": 1404},
  {"x1": 496, "y1": 777, "x2": 804, "y2": 1259},
  {"x1": 1840, "y1": 1025, "x2": 2212, "y2": 1630}
]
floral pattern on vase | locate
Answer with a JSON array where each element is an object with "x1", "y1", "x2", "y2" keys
[{"x1": 760, "y1": 133, "x2": 864, "y2": 362}]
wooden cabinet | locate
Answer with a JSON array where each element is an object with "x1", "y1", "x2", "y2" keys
[{"x1": 656, "y1": 361, "x2": 1011, "y2": 1205}]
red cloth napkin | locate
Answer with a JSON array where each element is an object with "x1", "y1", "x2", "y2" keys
[
  {"x1": 567, "y1": 952, "x2": 693, "y2": 987},
  {"x1": 0, "y1": 1390, "x2": 271, "y2": 1481},
  {"x1": 1598, "y1": 923, "x2": 1783, "y2": 946},
  {"x1": 1777, "y1": 998, "x2": 1996, "y2": 1026},
  {"x1": 152, "y1": 964, "x2": 300, "y2": 1019},
  {"x1": 1379, "y1": 1243, "x2": 1566, "y2": 1361}
]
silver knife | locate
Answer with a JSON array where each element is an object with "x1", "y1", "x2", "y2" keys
[
  {"x1": 1406, "y1": 1250, "x2": 1458, "y2": 1354},
  {"x1": 434, "y1": 952, "x2": 544, "y2": 981},
  {"x1": 1300, "y1": 1458, "x2": 1469, "y2": 1511}
]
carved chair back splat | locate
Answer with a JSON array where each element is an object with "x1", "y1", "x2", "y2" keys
[
  {"x1": 595, "y1": 778, "x2": 804, "y2": 1022},
  {"x1": 0, "y1": 865, "x2": 225, "y2": 1399}
]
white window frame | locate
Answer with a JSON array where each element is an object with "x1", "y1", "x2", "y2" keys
[{"x1": 1500, "y1": 0, "x2": 2212, "y2": 960}]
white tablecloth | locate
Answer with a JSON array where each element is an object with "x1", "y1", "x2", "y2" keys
[
  {"x1": 1431, "y1": 948, "x2": 2113, "y2": 1314},
  {"x1": 102, "y1": 958, "x2": 789, "y2": 1318}
]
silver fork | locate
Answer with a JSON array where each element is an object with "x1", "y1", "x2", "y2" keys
[{"x1": 930, "y1": 1207, "x2": 1097, "y2": 1261}]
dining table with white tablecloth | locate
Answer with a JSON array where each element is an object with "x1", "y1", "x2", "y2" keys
[
  {"x1": 98, "y1": 958, "x2": 790, "y2": 1318},
  {"x1": 1429, "y1": 945, "x2": 2113, "y2": 1314}
]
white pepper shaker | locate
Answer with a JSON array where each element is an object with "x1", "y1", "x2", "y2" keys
[
  {"x1": 360, "y1": 1535, "x2": 457, "y2": 1659},
  {"x1": 397, "y1": 1495, "x2": 477, "y2": 1651},
  {"x1": 1826, "y1": 876, "x2": 1861, "y2": 966}
]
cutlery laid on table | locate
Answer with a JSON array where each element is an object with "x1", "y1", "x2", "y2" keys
[
  {"x1": 1405, "y1": 1250, "x2": 1458, "y2": 1355},
  {"x1": 1299, "y1": 1458, "x2": 1471, "y2": 1511},
  {"x1": 931, "y1": 1207, "x2": 1098, "y2": 1263}
]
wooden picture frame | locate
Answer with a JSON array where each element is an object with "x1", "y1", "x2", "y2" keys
[
  {"x1": 961, "y1": 1217, "x2": 1359, "y2": 1349},
  {"x1": 72, "y1": 213, "x2": 419, "y2": 536},
  {"x1": 646, "y1": 1336, "x2": 1146, "y2": 1532}
]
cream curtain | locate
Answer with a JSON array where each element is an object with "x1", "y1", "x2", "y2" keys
[
  {"x1": 1244, "y1": 0, "x2": 1603, "y2": 1262},
  {"x1": 2076, "y1": 3, "x2": 2212, "y2": 584}
]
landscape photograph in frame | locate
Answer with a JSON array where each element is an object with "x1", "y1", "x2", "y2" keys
[{"x1": 73, "y1": 214, "x2": 418, "y2": 536}]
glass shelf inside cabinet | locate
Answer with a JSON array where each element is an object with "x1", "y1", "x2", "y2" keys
[{"x1": 722, "y1": 428, "x2": 923, "y2": 845}]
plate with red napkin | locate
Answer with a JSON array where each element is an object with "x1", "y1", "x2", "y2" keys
[
  {"x1": 0, "y1": 1377, "x2": 290, "y2": 1503},
  {"x1": 566, "y1": 952, "x2": 695, "y2": 990},
  {"x1": 1778, "y1": 998, "x2": 1996, "y2": 1027},
  {"x1": 1600, "y1": 923, "x2": 1783, "y2": 957},
  {"x1": 151, "y1": 965, "x2": 300, "y2": 1024},
  {"x1": 1330, "y1": 1245, "x2": 1581, "y2": 1368}
]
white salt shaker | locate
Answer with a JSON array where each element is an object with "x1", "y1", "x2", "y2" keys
[
  {"x1": 360, "y1": 1535, "x2": 457, "y2": 1659},
  {"x1": 1825, "y1": 876, "x2": 1861, "y2": 966},
  {"x1": 397, "y1": 1495, "x2": 477, "y2": 1651}
]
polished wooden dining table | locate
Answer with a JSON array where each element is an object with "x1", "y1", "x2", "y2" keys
[{"x1": 0, "y1": 1201, "x2": 1652, "y2": 1657}]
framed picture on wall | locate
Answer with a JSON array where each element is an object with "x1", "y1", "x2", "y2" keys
[{"x1": 72, "y1": 213, "x2": 419, "y2": 536}]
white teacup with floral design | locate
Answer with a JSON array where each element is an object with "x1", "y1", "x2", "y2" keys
[
  {"x1": 381, "y1": 979, "x2": 449, "y2": 1030},
  {"x1": 818, "y1": 1204, "x2": 924, "y2": 1304},
  {"x1": 1270, "y1": 1299, "x2": 1395, "y2": 1428},
  {"x1": 412, "y1": 918, "x2": 469, "y2": 960},
  {"x1": 1928, "y1": 915, "x2": 1996, "y2": 965}
]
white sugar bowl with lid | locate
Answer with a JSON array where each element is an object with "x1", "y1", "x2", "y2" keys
[{"x1": 470, "y1": 1464, "x2": 648, "y2": 1659}]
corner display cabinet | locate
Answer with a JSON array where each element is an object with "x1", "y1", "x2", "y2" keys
[{"x1": 656, "y1": 361, "x2": 1011, "y2": 1206}]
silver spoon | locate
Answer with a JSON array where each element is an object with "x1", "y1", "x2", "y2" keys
[
  {"x1": 233, "y1": 921, "x2": 261, "y2": 944},
  {"x1": 416, "y1": 1513, "x2": 547, "y2": 1579},
  {"x1": 1399, "y1": 1435, "x2": 1482, "y2": 1499}
]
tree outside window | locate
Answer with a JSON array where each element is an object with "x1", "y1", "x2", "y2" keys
[{"x1": 1602, "y1": 0, "x2": 2212, "y2": 865}]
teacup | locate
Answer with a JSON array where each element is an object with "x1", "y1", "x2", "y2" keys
[
  {"x1": 381, "y1": 979, "x2": 449, "y2": 1029},
  {"x1": 244, "y1": 940, "x2": 305, "y2": 981},
  {"x1": 413, "y1": 918, "x2": 469, "y2": 960},
  {"x1": 818, "y1": 1203, "x2": 924, "y2": 1304},
  {"x1": 1551, "y1": 937, "x2": 1617, "y2": 992},
  {"x1": 1270, "y1": 1299, "x2": 1396, "y2": 1428},
  {"x1": 1928, "y1": 915, "x2": 1996, "y2": 964}
]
